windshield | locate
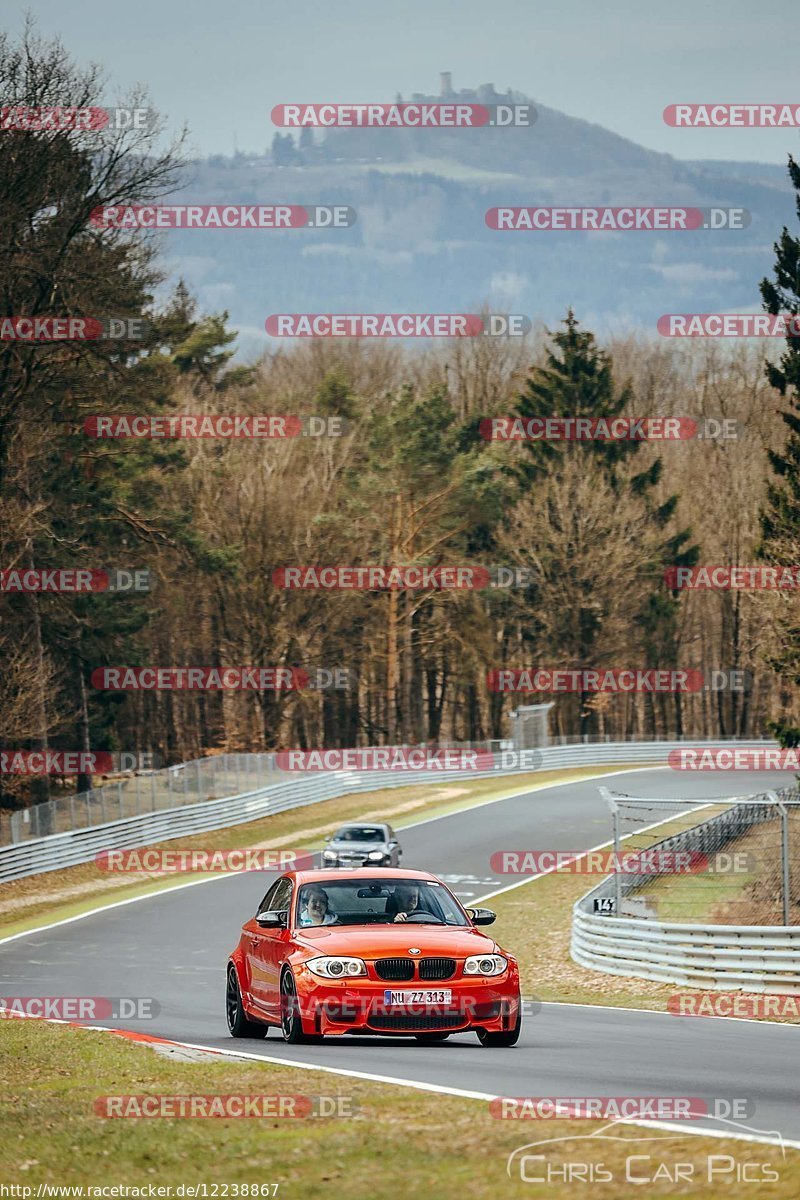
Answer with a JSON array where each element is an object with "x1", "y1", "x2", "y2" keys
[
  {"x1": 334, "y1": 826, "x2": 385, "y2": 842},
  {"x1": 295, "y1": 878, "x2": 469, "y2": 927}
]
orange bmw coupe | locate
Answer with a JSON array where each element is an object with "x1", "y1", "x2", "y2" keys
[{"x1": 226, "y1": 868, "x2": 521, "y2": 1046}]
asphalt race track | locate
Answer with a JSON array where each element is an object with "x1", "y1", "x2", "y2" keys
[{"x1": 2, "y1": 768, "x2": 798, "y2": 1144}]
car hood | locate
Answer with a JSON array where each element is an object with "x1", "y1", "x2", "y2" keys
[
  {"x1": 293, "y1": 924, "x2": 499, "y2": 957},
  {"x1": 328, "y1": 840, "x2": 387, "y2": 850}
]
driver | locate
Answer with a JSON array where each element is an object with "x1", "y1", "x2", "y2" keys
[
  {"x1": 392, "y1": 884, "x2": 425, "y2": 923},
  {"x1": 299, "y1": 886, "x2": 338, "y2": 926}
]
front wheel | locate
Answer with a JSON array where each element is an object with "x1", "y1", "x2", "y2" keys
[
  {"x1": 226, "y1": 965, "x2": 268, "y2": 1038},
  {"x1": 476, "y1": 1005, "x2": 521, "y2": 1048},
  {"x1": 280, "y1": 970, "x2": 320, "y2": 1043}
]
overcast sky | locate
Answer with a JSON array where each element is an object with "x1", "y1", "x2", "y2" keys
[{"x1": 11, "y1": 0, "x2": 800, "y2": 163}]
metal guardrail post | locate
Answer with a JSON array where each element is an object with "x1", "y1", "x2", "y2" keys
[{"x1": 609, "y1": 794, "x2": 622, "y2": 918}]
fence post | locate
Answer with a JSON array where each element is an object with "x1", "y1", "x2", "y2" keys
[
  {"x1": 766, "y1": 792, "x2": 790, "y2": 926},
  {"x1": 599, "y1": 787, "x2": 623, "y2": 918},
  {"x1": 779, "y1": 800, "x2": 790, "y2": 927}
]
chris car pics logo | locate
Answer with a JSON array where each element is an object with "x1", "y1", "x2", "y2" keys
[{"x1": 506, "y1": 1118, "x2": 784, "y2": 1185}]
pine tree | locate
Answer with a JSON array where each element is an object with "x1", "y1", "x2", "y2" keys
[
  {"x1": 758, "y1": 155, "x2": 800, "y2": 746},
  {"x1": 511, "y1": 311, "x2": 697, "y2": 736}
]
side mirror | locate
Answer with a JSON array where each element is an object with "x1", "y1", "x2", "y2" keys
[
  {"x1": 468, "y1": 907, "x2": 496, "y2": 926},
  {"x1": 256, "y1": 909, "x2": 287, "y2": 928},
  {"x1": 323, "y1": 836, "x2": 331, "y2": 844}
]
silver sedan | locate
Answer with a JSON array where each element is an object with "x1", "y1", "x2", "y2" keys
[{"x1": 321, "y1": 822, "x2": 402, "y2": 869}]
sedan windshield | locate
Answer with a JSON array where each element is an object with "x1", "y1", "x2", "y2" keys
[
  {"x1": 295, "y1": 878, "x2": 468, "y2": 927},
  {"x1": 334, "y1": 827, "x2": 385, "y2": 842}
]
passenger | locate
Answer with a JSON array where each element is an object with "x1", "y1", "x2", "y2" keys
[{"x1": 299, "y1": 886, "x2": 337, "y2": 926}]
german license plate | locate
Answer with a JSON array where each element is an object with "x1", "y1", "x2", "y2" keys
[{"x1": 384, "y1": 989, "x2": 452, "y2": 1006}]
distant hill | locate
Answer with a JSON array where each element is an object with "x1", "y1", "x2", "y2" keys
[{"x1": 156, "y1": 80, "x2": 796, "y2": 359}]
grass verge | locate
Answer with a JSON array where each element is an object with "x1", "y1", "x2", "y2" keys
[{"x1": 0, "y1": 1019, "x2": 797, "y2": 1197}]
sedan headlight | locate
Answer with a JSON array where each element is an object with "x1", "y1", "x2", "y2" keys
[
  {"x1": 322, "y1": 850, "x2": 338, "y2": 862},
  {"x1": 306, "y1": 956, "x2": 367, "y2": 978},
  {"x1": 463, "y1": 954, "x2": 508, "y2": 977},
  {"x1": 367, "y1": 850, "x2": 386, "y2": 861}
]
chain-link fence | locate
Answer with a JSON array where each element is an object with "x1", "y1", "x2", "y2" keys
[
  {"x1": 599, "y1": 785, "x2": 800, "y2": 927},
  {"x1": 7, "y1": 753, "x2": 283, "y2": 843}
]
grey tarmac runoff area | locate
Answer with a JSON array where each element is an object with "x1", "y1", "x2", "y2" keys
[{"x1": 1, "y1": 767, "x2": 798, "y2": 1144}]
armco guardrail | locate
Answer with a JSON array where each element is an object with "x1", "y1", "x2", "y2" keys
[
  {"x1": 571, "y1": 786, "x2": 800, "y2": 994},
  {"x1": 572, "y1": 910, "x2": 800, "y2": 994},
  {"x1": 0, "y1": 739, "x2": 775, "y2": 884}
]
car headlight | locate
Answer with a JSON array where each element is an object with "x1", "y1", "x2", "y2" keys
[
  {"x1": 322, "y1": 850, "x2": 337, "y2": 861},
  {"x1": 306, "y1": 956, "x2": 367, "y2": 978},
  {"x1": 463, "y1": 954, "x2": 508, "y2": 977},
  {"x1": 367, "y1": 850, "x2": 386, "y2": 861}
]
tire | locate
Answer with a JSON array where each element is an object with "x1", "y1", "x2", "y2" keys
[
  {"x1": 414, "y1": 1032, "x2": 450, "y2": 1043},
  {"x1": 476, "y1": 1005, "x2": 521, "y2": 1048},
  {"x1": 280, "y1": 970, "x2": 320, "y2": 1044},
  {"x1": 226, "y1": 965, "x2": 268, "y2": 1038}
]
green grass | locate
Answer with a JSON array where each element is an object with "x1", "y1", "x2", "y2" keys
[{"x1": 1, "y1": 1019, "x2": 797, "y2": 1197}]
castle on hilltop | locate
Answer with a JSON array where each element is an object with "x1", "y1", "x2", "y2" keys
[{"x1": 407, "y1": 74, "x2": 514, "y2": 104}]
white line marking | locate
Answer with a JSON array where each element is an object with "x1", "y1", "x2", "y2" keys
[{"x1": 474, "y1": 789, "x2": 712, "y2": 904}]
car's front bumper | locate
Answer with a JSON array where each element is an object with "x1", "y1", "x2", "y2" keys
[{"x1": 294, "y1": 966, "x2": 520, "y2": 1036}]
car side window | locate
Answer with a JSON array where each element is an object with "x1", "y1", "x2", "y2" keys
[
  {"x1": 269, "y1": 877, "x2": 293, "y2": 913},
  {"x1": 256, "y1": 880, "x2": 279, "y2": 915},
  {"x1": 256, "y1": 876, "x2": 291, "y2": 915}
]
